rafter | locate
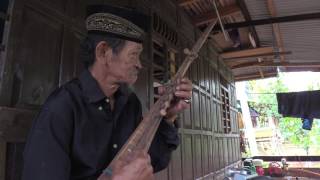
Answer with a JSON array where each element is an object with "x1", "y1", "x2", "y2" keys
[
  {"x1": 235, "y1": 72, "x2": 277, "y2": 81},
  {"x1": 284, "y1": 67, "x2": 320, "y2": 72},
  {"x1": 193, "y1": 4, "x2": 240, "y2": 26},
  {"x1": 267, "y1": 0, "x2": 286, "y2": 63},
  {"x1": 212, "y1": 12, "x2": 320, "y2": 30},
  {"x1": 247, "y1": 33, "x2": 265, "y2": 78},
  {"x1": 224, "y1": 51, "x2": 291, "y2": 61},
  {"x1": 237, "y1": 0, "x2": 260, "y2": 47},
  {"x1": 232, "y1": 62, "x2": 320, "y2": 69},
  {"x1": 236, "y1": 0, "x2": 263, "y2": 77},
  {"x1": 220, "y1": 47, "x2": 274, "y2": 59}
]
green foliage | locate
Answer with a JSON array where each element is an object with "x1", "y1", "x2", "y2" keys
[
  {"x1": 242, "y1": 151, "x2": 252, "y2": 158},
  {"x1": 246, "y1": 73, "x2": 320, "y2": 154},
  {"x1": 247, "y1": 74, "x2": 288, "y2": 127},
  {"x1": 279, "y1": 117, "x2": 320, "y2": 154}
]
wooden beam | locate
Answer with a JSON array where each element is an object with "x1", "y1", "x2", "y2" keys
[
  {"x1": 237, "y1": 0, "x2": 260, "y2": 47},
  {"x1": 212, "y1": 12, "x2": 320, "y2": 30},
  {"x1": 284, "y1": 67, "x2": 320, "y2": 72},
  {"x1": 250, "y1": 156, "x2": 320, "y2": 162},
  {"x1": 220, "y1": 47, "x2": 273, "y2": 59},
  {"x1": 0, "y1": 142, "x2": 6, "y2": 180},
  {"x1": 237, "y1": 0, "x2": 263, "y2": 77},
  {"x1": 258, "y1": 69, "x2": 265, "y2": 78},
  {"x1": 225, "y1": 52, "x2": 291, "y2": 62},
  {"x1": 248, "y1": 33, "x2": 256, "y2": 48},
  {"x1": 247, "y1": 32, "x2": 265, "y2": 78},
  {"x1": 267, "y1": 0, "x2": 286, "y2": 63},
  {"x1": 178, "y1": 0, "x2": 201, "y2": 6},
  {"x1": 285, "y1": 66, "x2": 320, "y2": 72},
  {"x1": 230, "y1": 60, "x2": 271, "y2": 69},
  {"x1": 260, "y1": 62, "x2": 320, "y2": 68},
  {"x1": 193, "y1": 4, "x2": 241, "y2": 26},
  {"x1": 288, "y1": 168, "x2": 320, "y2": 178},
  {"x1": 267, "y1": 0, "x2": 277, "y2": 16},
  {"x1": 235, "y1": 72, "x2": 277, "y2": 81},
  {"x1": 232, "y1": 62, "x2": 320, "y2": 69}
]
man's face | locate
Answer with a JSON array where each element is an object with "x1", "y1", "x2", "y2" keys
[{"x1": 108, "y1": 41, "x2": 143, "y2": 85}]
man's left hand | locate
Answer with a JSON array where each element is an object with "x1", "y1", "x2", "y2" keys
[{"x1": 158, "y1": 78, "x2": 193, "y2": 123}]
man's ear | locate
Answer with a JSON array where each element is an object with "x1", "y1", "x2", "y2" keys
[{"x1": 95, "y1": 41, "x2": 112, "y2": 65}]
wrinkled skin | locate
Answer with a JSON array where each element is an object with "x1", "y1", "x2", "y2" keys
[
  {"x1": 158, "y1": 78, "x2": 193, "y2": 122},
  {"x1": 112, "y1": 152, "x2": 154, "y2": 180}
]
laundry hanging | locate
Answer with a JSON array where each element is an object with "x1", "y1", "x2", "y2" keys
[{"x1": 276, "y1": 90, "x2": 320, "y2": 119}]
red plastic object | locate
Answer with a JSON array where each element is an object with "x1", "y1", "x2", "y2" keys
[
  {"x1": 268, "y1": 162, "x2": 283, "y2": 177},
  {"x1": 256, "y1": 166, "x2": 264, "y2": 176}
]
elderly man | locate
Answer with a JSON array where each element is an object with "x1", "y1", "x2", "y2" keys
[{"x1": 22, "y1": 5, "x2": 192, "y2": 180}]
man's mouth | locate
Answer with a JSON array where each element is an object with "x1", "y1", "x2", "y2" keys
[{"x1": 132, "y1": 71, "x2": 139, "y2": 76}]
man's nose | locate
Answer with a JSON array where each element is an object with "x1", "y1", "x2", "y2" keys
[{"x1": 136, "y1": 59, "x2": 143, "y2": 69}]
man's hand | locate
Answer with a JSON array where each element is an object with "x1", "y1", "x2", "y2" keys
[
  {"x1": 158, "y1": 78, "x2": 193, "y2": 123},
  {"x1": 111, "y1": 151, "x2": 154, "y2": 180}
]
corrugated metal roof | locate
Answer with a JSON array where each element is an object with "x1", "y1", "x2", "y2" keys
[
  {"x1": 255, "y1": 24, "x2": 273, "y2": 47},
  {"x1": 244, "y1": 0, "x2": 269, "y2": 19},
  {"x1": 270, "y1": 0, "x2": 320, "y2": 64},
  {"x1": 237, "y1": 0, "x2": 320, "y2": 79},
  {"x1": 180, "y1": 0, "x2": 237, "y2": 17},
  {"x1": 232, "y1": 0, "x2": 277, "y2": 79},
  {"x1": 179, "y1": 0, "x2": 320, "y2": 80},
  {"x1": 281, "y1": 20, "x2": 320, "y2": 63},
  {"x1": 274, "y1": 0, "x2": 320, "y2": 17},
  {"x1": 245, "y1": 0, "x2": 320, "y2": 19}
]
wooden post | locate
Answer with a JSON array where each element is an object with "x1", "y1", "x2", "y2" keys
[{"x1": 0, "y1": 142, "x2": 6, "y2": 180}]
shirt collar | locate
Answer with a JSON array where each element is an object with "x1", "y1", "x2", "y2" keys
[{"x1": 79, "y1": 69, "x2": 132, "y2": 103}]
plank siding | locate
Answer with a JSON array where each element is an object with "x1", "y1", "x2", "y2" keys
[{"x1": 0, "y1": 0, "x2": 241, "y2": 179}]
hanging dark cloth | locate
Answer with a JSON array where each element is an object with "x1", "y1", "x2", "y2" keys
[
  {"x1": 276, "y1": 90, "x2": 320, "y2": 119},
  {"x1": 302, "y1": 118, "x2": 314, "y2": 130}
]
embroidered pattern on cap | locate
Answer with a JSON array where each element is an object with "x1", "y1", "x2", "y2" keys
[{"x1": 86, "y1": 13, "x2": 144, "y2": 40}]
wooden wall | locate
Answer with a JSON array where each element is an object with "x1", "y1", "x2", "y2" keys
[
  {"x1": 0, "y1": 0, "x2": 240, "y2": 179},
  {"x1": 149, "y1": 1, "x2": 241, "y2": 179}
]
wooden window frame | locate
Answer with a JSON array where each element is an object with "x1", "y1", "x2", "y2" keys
[{"x1": 220, "y1": 76, "x2": 231, "y2": 133}]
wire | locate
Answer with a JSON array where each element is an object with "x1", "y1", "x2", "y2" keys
[{"x1": 247, "y1": 92, "x2": 283, "y2": 94}]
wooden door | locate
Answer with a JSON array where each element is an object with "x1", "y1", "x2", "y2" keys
[{"x1": 0, "y1": 0, "x2": 103, "y2": 179}]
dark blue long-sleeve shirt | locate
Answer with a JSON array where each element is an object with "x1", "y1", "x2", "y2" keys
[{"x1": 22, "y1": 69, "x2": 179, "y2": 180}]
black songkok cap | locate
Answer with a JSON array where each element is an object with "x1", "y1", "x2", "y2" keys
[{"x1": 86, "y1": 5, "x2": 150, "y2": 43}]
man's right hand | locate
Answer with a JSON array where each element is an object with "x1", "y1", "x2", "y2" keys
[{"x1": 112, "y1": 151, "x2": 154, "y2": 180}]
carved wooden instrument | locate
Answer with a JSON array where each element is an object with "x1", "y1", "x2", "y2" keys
[{"x1": 98, "y1": 19, "x2": 218, "y2": 179}]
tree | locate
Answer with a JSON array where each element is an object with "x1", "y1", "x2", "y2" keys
[
  {"x1": 246, "y1": 73, "x2": 320, "y2": 155},
  {"x1": 247, "y1": 74, "x2": 288, "y2": 125},
  {"x1": 279, "y1": 117, "x2": 320, "y2": 155}
]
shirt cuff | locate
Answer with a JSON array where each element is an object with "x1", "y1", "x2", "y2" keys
[{"x1": 158, "y1": 119, "x2": 180, "y2": 149}]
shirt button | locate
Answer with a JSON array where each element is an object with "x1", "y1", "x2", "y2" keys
[
  {"x1": 98, "y1": 106, "x2": 103, "y2": 111},
  {"x1": 113, "y1": 144, "x2": 118, "y2": 149},
  {"x1": 105, "y1": 98, "x2": 110, "y2": 103}
]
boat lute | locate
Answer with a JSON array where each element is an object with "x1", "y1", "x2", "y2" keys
[{"x1": 98, "y1": 19, "x2": 218, "y2": 180}]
